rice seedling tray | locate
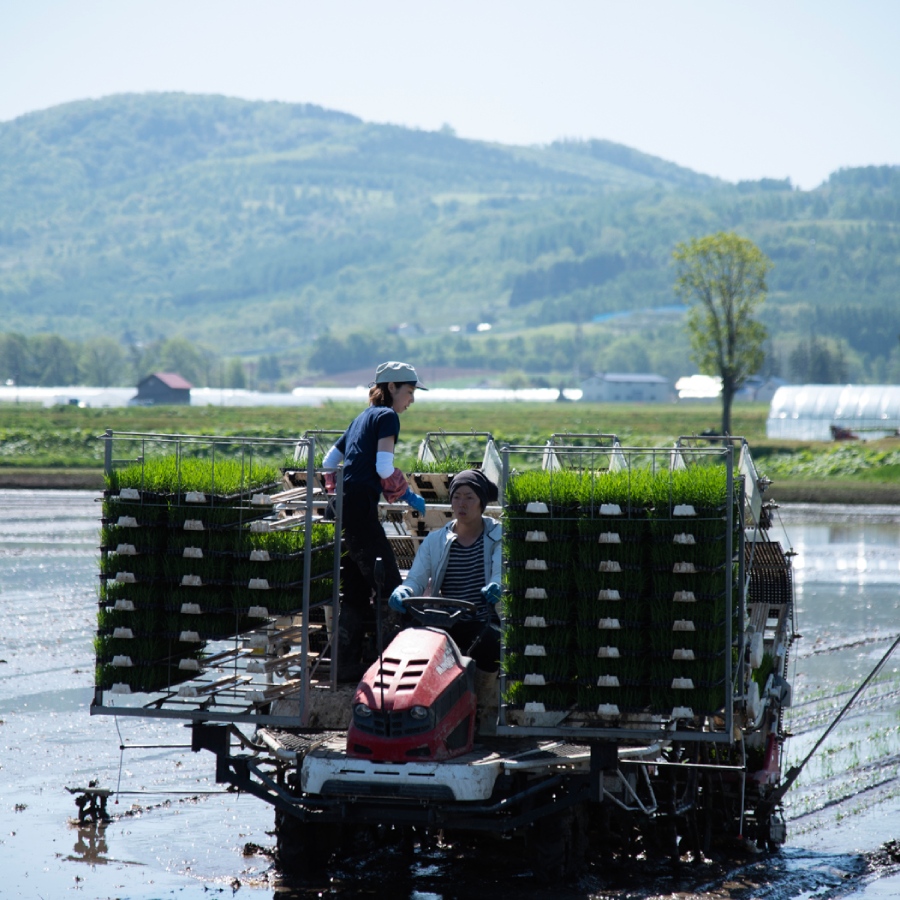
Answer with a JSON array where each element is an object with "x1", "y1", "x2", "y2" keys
[
  {"x1": 648, "y1": 528, "x2": 734, "y2": 570},
  {"x1": 575, "y1": 680, "x2": 650, "y2": 716},
  {"x1": 167, "y1": 505, "x2": 271, "y2": 531},
  {"x1": 505, "y1": 558, "x2": 573, "y2": 594},
  {"x1": 575, "y1": 616, "x2": 647, "y2": 653},
  {"x1": 650, "y1": 568, "x2": 734, "y2": 600},
  {"x1": 102, "y1": 495, "x2": 170, "y2": 519},
  {"x1": 95, "y1": 658, "x2": 199, "y2": 694},
  {"x1": 100, "y1": 550, "x2": 164, "y2": 581},
  {"x1": 505, "y1": 532, "x2": 575, "y2": 564},
  {"x1": 281, "y1": 469, "x2": 328, "y2": 492},
  {"x1": 169, "y1": 483, "x2": 281, "y2": 506},
  {"x1": 647, "y1": 673, "x2": 727, "y2": 717},
  {"x1": 409, "y1": 471, "x2": 452, "y2": 501},
  {"x1": 503, "y1": 588, "x2": 573, "y2": 621},
  {"x1": 233, "y1": 574, "x2": 334, "y2": 615},
  {"x1": 647, "y1": 617, "x2": 730, "y2": 655},
  {"x1": 503, "y1": 680, "x2": 576, "y2": 712}
]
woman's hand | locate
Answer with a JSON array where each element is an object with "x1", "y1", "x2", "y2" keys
[
  {"x1": 389, "y1": 585, "x2": 413, "y2": 612},
  {"x1": 401, "y1": 487, "x2": 426, "y2": 515}
]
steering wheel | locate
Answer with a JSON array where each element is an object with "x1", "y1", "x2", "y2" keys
[{"x1": 403, "y1": 596, "x2": 477, "y2": 629}]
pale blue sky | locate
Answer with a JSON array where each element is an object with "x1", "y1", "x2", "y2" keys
[{"x1": 1, "y1": 0, "x2": 897, "y2": 189}]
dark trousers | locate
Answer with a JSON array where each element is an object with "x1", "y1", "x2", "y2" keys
[
  {"x1": 338, "y1": 488, "x2": 402, "y2": 670},
  {"x1": 447, "y1": 620, "x2": 501, "y2": 673}
]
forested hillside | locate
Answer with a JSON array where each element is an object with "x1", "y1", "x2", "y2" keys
[{"x1": 0, "y1": 93, "x2": 898, "y2": 388}]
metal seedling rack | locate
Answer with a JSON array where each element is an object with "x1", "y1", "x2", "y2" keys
[
  {"x1": 92, "y1": 431, "x2": 343, "y2": 727},
  {"x1": 497, "y1": 439, "x2": 745, "y2": 743}
]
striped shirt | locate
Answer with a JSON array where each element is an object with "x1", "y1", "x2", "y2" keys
[{"x1": 440, "y1": 532, "x2": 485, "y2": 607}]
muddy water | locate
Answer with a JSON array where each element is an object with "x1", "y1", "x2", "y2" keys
[{"x1": 0, "y1": 490, "x2": 898, "y2": 899}]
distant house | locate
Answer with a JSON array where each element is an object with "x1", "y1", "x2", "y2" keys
[
  {"x1": 579, "y1": 373, "x2": 672, "y2": 403},
  {"x1": 734, "y1": 375, "x2": 788, "y2": 403},
  {"x1": 131, "y1": 372, "x2": 193, "y2": 406}
]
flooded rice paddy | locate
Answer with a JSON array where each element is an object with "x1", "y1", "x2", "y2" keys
[{"x1": 0, "y1": 490, "x2": 898, "y2": 899}]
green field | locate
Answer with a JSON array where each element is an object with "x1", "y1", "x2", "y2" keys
[
  {"x1": 2, "y1": 400, "x2": 899, "y2": 503},
  {"x1": 0, "y1": 400, "x2": 770, "y2": 468}
]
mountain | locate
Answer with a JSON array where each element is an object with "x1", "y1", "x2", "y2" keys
[{"x1": 0, "y1": 93, "x2": 898, "y2": 386}]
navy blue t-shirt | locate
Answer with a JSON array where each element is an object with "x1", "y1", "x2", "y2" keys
[{"x1": 335, "y1": 406, "x2": 401, "y2": 494}]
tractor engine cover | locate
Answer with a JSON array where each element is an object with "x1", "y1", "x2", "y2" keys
[{"x1": 346, "y1": 627, "x2": 476, "y2": 762}]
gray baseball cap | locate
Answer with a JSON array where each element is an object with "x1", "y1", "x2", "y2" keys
[{"x1": 371, "y1": 361, "x2": 428, "y2": 390}]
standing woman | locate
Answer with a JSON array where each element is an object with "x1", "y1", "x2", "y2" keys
[{"x1": 322, "y1": 361, "x2": 427, "y2": 678}]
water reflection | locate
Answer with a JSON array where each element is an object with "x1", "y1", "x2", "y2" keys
[{"x1": 70, "y1": 822, "x2": 110, "y2": 864}]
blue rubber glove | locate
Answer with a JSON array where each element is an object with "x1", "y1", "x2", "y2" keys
[
  {"x1": 481, "y1": 582, "x2": 502, "y2": 605},
  {"x1": 389, "y1": 585, "x2": 413, "y2": 613},
  {"x1": 402, "y1": 487, "x2": 426, "y2": 516}
]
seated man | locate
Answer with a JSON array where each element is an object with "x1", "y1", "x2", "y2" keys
[{"x1": 389, "y1": 469, "x2": 502, "y2": 732}]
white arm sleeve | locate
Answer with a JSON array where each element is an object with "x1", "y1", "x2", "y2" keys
[
  {"x1": 376, "y1": 451, "x2": 395, "y2": 479},
  {"x1": 322, "y1": 445, "x2": 344, "y2": 471}
]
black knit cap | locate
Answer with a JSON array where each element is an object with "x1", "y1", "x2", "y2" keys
[{"x1": 448, "y1": 469, "x2": 499, "y2": 509}]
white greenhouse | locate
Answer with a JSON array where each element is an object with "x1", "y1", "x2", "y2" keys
[{"x1": 766, "y1": 385, "x2": 900, "y2": 441}]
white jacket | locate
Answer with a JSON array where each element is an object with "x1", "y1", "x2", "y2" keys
[{"x1": 402, "y1": 516, "x2": 502, "y2": 616}]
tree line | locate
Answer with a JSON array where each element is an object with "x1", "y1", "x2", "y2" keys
[{"x1": 0, "y1": 332, "x2": 259, "y2": 390}]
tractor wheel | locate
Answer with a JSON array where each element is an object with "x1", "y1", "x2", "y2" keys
[
  {"x1": 528, "y1": 802, "x2": 589, "y2": 884},
  {"x1": 274, "y1": 809, "x2": 342, "y2": 877}
]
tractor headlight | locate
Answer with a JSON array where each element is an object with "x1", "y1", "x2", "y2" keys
[
  {"x1": 409, "y1": 705, "x2": 429, "y2": 720},
  {"x1": 354, "y1": 703, "x2": 373, "y2": 718}
]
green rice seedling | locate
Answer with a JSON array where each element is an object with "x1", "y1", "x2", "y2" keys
[
  {"x1": 98, "y1": 580, "x2": 161, "y2": 610},
  {"x1": 502, "y1": 588, "x2": 572, "y2": 622},
  {"x1": 411, "y1": 456, "x2": 471, "y2": 474},
  {"x1": 574, "y1": 648, "x2": 647, "y2": 693},
  {"x1": 168, "y1": 588, "x2": 237, "y2": 640},
  {"x1": 577, "y1": 678, "x2": 647, "y2": 714},
  {"x1": 650, "y1": 568, "x2": 731, "y2": 606},
  {"x1": 504, "y1": 619, "x2": 570, "y2": 651},
  {"x1": 100, "y1": 548, "x2": 161, "y2": 582},
  {"x1": 246, "y1": 522, "x2": 336, "y2": 555},
  {"x1": 167, "y1": 502, "x2": 268, "y2": 530},
  {"x1": 102, "y1": 496, "x2": 168, "y2": 527},
  {"x1": 753, "y1": 652, "x2": 776, "y2": 689},
  {"x1": 308, "y1": 577, "x2": 336, "y2": 609},
  {"x1": 650, "y1": 588, "x2": 728, "y2": 629},
  {"x1": 576, "y1": 525, "x2": 647, "y2": 569},
  {"x1": 514, "y1": 684, "x2": 575, "y2": 711},
  {"x1": 505, "y1": 558, "x2": 574, "y2": 598},
  {"x1": 94, "y1": 607, "x2": 166, "y2": 664},
  {"x1": 575, "y1": 613, "x2": 647, "y2": 655},
  {"x1": 108, "y1": 454, "x2": 281, "y2": 497},
  {"x1": 504, "y1": 531, "x2": 574, "y2": 565},
  {"x1": 161, "y1": 550, "x2": 223, "y2": 585},
  {"x1": 575, "y1": 615, "x2": 624, "y2": 653},
  {"x1": 578, "y1": 468, "x2": 653, "y2": 516},
  {"x1": 101, "y1": 519, "x2": 168, "y2": 553},
  {"x1": 505, "y1": 468, "x2": 582, "y2": 513},
  {"x1": 648, "y1": 522, "x2": 732, "y2": 570},
  {"x1": 94, "y1": 627, "x2": 169, "y2": 667},
  {"x1": 232, "y1": 556, "x2": 301, "y2": 588},
  {"x1": 232, "y1": 582, "x2": 305, "y2": 617},
  {"x1": 648, "y1": 465, "x2": 735, "y2": 522},
  {"x1": 573, "y1": 562, "x2": 647, "y2": 607},
  {"x1": 502, "y1": 645, "x2": 572, "y2": 682},
  {"x1": 572, "y1": 563, "x2": 646, "y2": 619},
  {"x1": 166, "y1": 528, "x2": 212, "y2": 554}
]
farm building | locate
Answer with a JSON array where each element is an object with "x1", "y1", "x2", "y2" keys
[
  {"x1": 580, "y1": 373, "x2": 672, "y2": 403},
  {"x1": 132, "y1": 372, "x2": 193, "y2": 406},
  {"x1": 766, "y1": 384, "x2": 900, "y2": 440}
]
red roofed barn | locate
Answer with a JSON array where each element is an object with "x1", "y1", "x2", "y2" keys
[{"x1": 132, "y1": 372, "x2": 193, "y2": 406}]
